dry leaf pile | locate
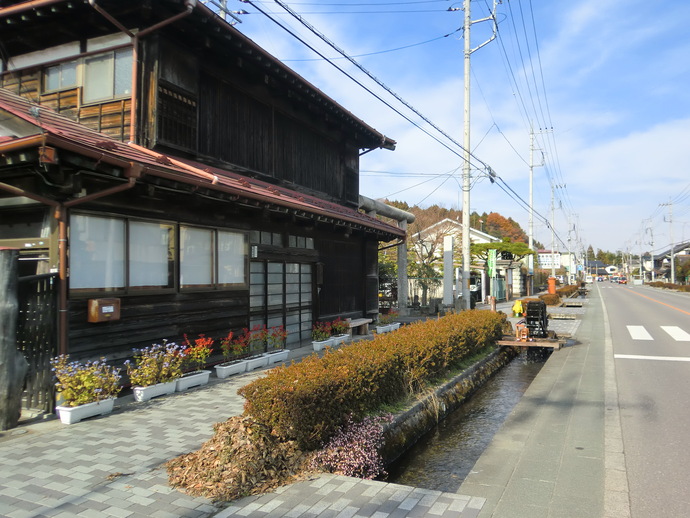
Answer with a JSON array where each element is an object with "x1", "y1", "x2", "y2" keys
[{"x1": 165, "y1": 415, "x2": 314, "y2": 502}]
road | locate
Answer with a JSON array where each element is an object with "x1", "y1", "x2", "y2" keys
[{"x1": 598, "y1": 281, "x2": 690, "y2": 517}]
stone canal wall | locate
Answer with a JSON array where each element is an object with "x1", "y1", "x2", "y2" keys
[{"x1": 381, "y1": 346, "x2": 519, "y2": 466}]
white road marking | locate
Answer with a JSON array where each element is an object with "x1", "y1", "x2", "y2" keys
[
  {"x1": 626, "y1": 325, "x2": 653, "y2": 340},
  {"x1": 615, "y1": 354, "x2": 690, "y2": 362},
  {"x1": 660, "y1": 326, "x2": 690, "y2": 342}
]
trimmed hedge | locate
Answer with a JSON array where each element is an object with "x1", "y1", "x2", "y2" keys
[
  {"x1": 538, "y1": 293, "x2": 561, "y2": 305},
  {"x1": 648, "y1": 281, "x2": 690, "y2": 292},
  {"x1": 556, "y1": 284, "x2": 579, "y2": 297},
  {"x1": 239, "y1": 310, "x2": 506, "y2": 450}
]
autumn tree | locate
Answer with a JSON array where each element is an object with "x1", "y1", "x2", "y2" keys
[{"x1": 483, "y1": 213, "x2": 528, "y2": 243}]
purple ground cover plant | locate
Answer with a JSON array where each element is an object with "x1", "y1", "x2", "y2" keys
[{"x1": 310, "y1": 414, "x2": 393, "y2": 479}]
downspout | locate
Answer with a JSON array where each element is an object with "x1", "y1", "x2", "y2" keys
[
  {"x1": 359, "y1": 195, "x2": 415, "y2": 316},
  {"x1": 88, "y1": 0, "x2": 197, "y2": 144},
  {"x1": 0, "y1": 165, "x2": 141, "y2": 355}
]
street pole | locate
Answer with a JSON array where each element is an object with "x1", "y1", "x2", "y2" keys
[
  {"x1": 528, "y1": 127, "x2": 534, "y2": 293},
  {"x1": 550, "y1": 184, "x2": 556, "y2": 279},
  {"x1": 661, "y1": 200, "x2": 675, "y2": 284},
  {"x1": 460, "y1": 0, "x2": 498, "y2": 310},
  {"x1": 461, "y1": 0, "x2": 472, "y2": 310}
]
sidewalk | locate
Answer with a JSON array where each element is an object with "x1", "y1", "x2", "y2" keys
[
  {"x1": 460, "y1": 286, "x2": 628, "y2": 518},
  {"x1": 0, "y1": 295, "x2": 605, "y2": 518}
]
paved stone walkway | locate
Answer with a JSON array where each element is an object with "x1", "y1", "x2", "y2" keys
[
  {"x1": 0, "y1": 300, "x2": 585, "y2": 518},
  {"x1": 0, "y1": 343, "x2": 487, "y2": 518}
]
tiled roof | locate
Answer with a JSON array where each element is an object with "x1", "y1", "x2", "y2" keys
[{"x1": 0, "y1": 88, "x2": 404, "y2": 239}]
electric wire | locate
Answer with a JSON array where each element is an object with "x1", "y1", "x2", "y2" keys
[{"x1": 239, "y1": 0, "x2": 571, "y2": 248}]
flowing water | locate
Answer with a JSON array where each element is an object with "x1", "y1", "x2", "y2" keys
[{"x1": 385, "y1": 350, "x2": 549, "y2": 493}]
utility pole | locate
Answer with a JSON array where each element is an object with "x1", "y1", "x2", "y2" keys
[
  {"x1": 645, "y1": 221, "x2": 655, "y2": 282},
  {"x1": 460, "y1": 0, "x2": 498, "y2": 309},
  {"x1": 661, "y1": 200, "x2": 675, "y2": 283}
]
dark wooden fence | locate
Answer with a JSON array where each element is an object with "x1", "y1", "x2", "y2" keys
[{"x1": 17, "y1": 273, "x2": 58, "y2": 413}]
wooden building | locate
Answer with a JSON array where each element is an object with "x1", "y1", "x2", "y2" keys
[{"x1": 0, "y1": 0, "x2": 405, "y2": 361}]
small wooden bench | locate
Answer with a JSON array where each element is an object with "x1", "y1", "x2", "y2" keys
[{"x1": 347, "y1": 318, "x2": 373, "y2": 336}]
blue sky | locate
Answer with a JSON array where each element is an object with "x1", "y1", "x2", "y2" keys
[{"x1": 229, "y1": 0, "x2": 690, "y2": 256}]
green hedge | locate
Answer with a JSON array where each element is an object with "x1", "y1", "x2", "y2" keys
[{"x1": 239, "y1": 310, "x2": 505, "y2": 450}]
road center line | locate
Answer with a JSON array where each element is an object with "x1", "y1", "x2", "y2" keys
[
  {"x1": 627, "y1": 290, "x2": 690, "y2": 316},
  {"x1": 615, "y1": 354, "x2": 690, "y2": 362},
  {"x1": 626, "y1": 325, "x2": 653, "y2": 340}
]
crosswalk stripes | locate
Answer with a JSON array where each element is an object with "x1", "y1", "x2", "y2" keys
[
  {"x1": 660, "y1": 326, "x2": 690, "y2": 341},
  {"x1": 626, "y1": 325, "x2": 690, "y2": 342},
  {"x1": 626, "y1": 325, "x2": 653, "y2": 340}
]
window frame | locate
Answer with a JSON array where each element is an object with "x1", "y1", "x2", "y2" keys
[
  {"x1": 82, "y1": 48, "x2": 132, "y2": 104},
  {"x1": 43, "y1": 59, "x2": 79, "y2": 93},
  {"x1": 69, "y1": 213, "x2": 248, "y2": 297}
]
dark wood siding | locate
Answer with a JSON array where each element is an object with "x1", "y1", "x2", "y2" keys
[
  {"x1": 198, "y1": 73, "x2": 273, "y2": 173},
  {"x1": 317, "y1": 236, "x2": 365, "y2": 318},
  {"x1": 68, "y1": 290, "x2": 248, "y2": 361}
]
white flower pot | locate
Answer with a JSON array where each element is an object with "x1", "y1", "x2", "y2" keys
[
  {"x1": 245, "y1": 355, "x2": 270, "y2": 371},
  {"x1": 215, "y1": 360, "x2": 249, "y2": 378},
  {"x1": 133, "y1": 380, "x2": 177, "y2": 402},
  {"x1": 312, "y1": 338, "x2": 333, "y2": 351},
  {"x1": 331, "y1": 334, "x2": 349, "y2": 346},
  {"x1": 56, "y1": 398, "x2": 115, "y2": 425},
  {"x1": 389, "y1": 322, "x2": 401, "y2": 331},
  {"x1": 376, "y1": 325, "x2": 391, "y2": 334},
  {"x1": 175, "y1": 370, "x2": 212, "y2": 392},
  {"x1": 264, "y1": 349, "x2": 289, "y2": 365}
]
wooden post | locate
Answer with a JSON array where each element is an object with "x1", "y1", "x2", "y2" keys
[{"x1": 0, "y1": 249, "x2": 29, "y2": 430}]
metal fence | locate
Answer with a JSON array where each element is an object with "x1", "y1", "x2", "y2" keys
[{"x1": 17, "y1": 274, "x2": 58, "y2": 413}]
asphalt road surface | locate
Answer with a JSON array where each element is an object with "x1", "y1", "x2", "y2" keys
[{"x1": 598, "y1": 281, "x2": 690, "y2": 517}]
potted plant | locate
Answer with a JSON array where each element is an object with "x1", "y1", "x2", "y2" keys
[
  {"x1": 176, "y1": 334, "x2": 214, "y2": 391},
  {"x1": 312, "y1": 321, "x2": 333, "y2": 351},
  {"x1": 51, "y1": 355, "x2": 121, "y2": 424},
  {"x1": 215, "y1": 331, "x2": 250, "y2": 378},
  {"x1": 330, "y1": 317, "x2": 350, "y2": 346},
  {"x1": 125, "y1": 341, "x2": 186, "y2": 402},
  {"x1": 376, "y1": 310, "x2": 399, "y2": 334},
  {"x1": 245, "y1": 325, "x2": 270, "y2": 370},
  {"x1": 264, "y1": 325, "x2": 289, "y2": 364}
]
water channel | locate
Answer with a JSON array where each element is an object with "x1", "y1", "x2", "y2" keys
[{"x1": 385, "y1": 350, "x2": 549, "y2": 493}]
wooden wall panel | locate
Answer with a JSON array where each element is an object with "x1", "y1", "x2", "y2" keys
[{"x1": 67, "y1": 290, "x2": 249, "y2": 361}]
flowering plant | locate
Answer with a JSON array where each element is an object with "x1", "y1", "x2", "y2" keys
[
  {"x1": 248, "y1": 324, "x2": 268, "y2": 354},
  {"x1": 182, "y1": 333, "x2": 214, "y2": 371},
  {"x1": 125, "y1": 341, "x2": 186, "y2": 387},
  {"x1": 330, "y1": 318, "x2": 349, "y2": 336},
  {"x1": 378, "y1": 309, "x2": 399, "y2": 326},
  {"x1": 220, "y1": 331, "x2": 248, "y2": 361},
  {"x1": 267, "y1": 325, "x2": 288, "y2": 350},
  {"x1": 312, "y1": 321, "x2": 332, "y2": 342},
  {"x1": 51, "y1": 355, "x2": 121, "y2": 407}
]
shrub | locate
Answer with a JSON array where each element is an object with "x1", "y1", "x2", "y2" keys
[
  {"x1": 51, "y1": 355, "x2": 121, "y2": 407},
  {"x1": 556, "y1": 284, "x2": 578, "y2": 298},
  {"x1": 310, "y1": 414, "x2": 393, "y2": 479},
  {"x1": 239, "y1": 310, "x2": 505, "y2": 450},
  {"x1": 539, "y1": 293, "x2": 561, "y2": 306}
]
